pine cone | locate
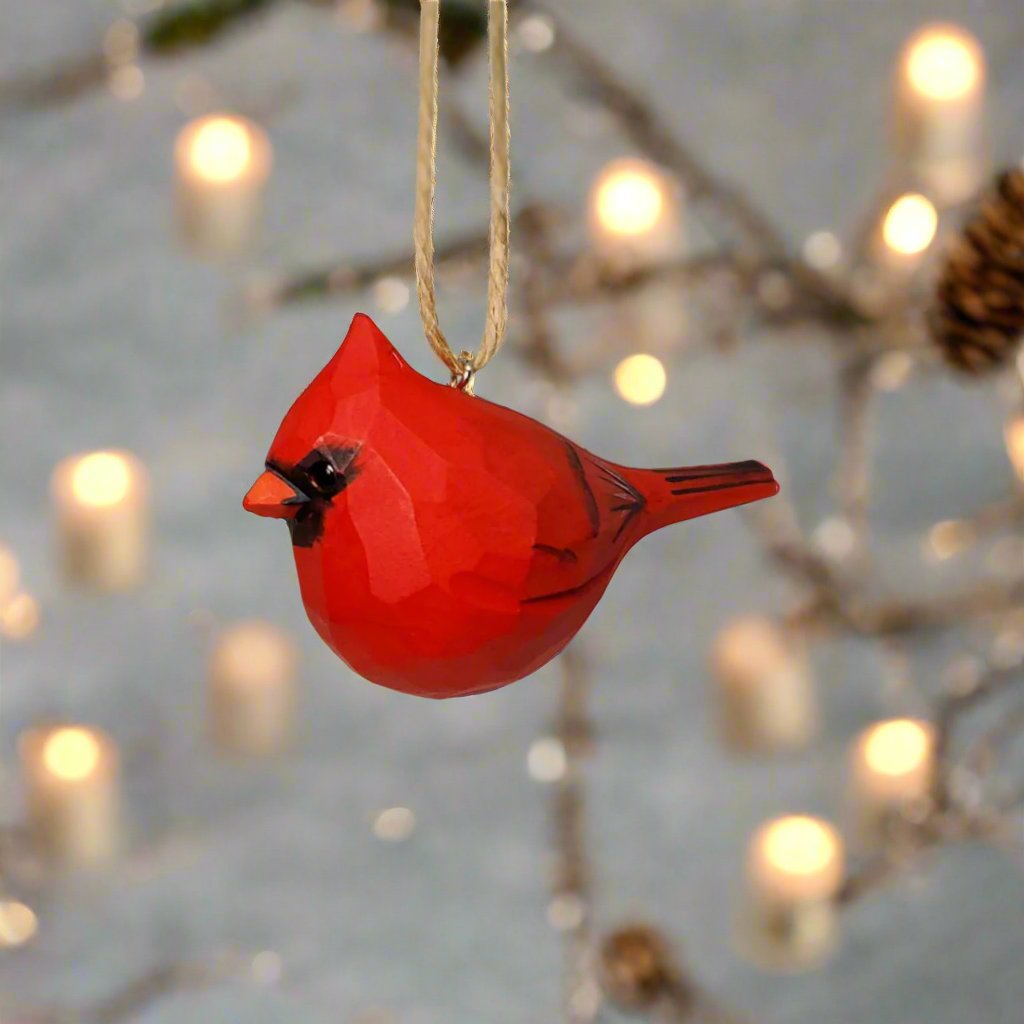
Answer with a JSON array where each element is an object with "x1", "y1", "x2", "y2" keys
[
  {"x1": 599, "y1": 924, "x2": 690, "y2": 1011},
  {"x1": 931, "y1": 168, "x2": 1024, "y2": 375}
]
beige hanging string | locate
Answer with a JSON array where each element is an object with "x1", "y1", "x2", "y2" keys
[{"x1": 414, "y1": 0, "x2": 511, "y2": 392}]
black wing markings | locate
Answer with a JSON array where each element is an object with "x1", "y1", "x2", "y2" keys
[
  {"x1": 532, "y1": 543, "x2": 579, "y2": 564},
  {"x1": 591, "y1": 459, "x2": 646, "y2": 542},
  {"x1": 564, "y1": 441, "x2": 600, "y2": 538}
]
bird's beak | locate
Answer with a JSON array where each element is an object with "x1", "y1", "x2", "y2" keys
[{"x1": 243, "y1": 468, "x2": 308, "y2": 519}]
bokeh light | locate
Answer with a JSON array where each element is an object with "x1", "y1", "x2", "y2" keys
[
  {"x1": 862, "y1": 719, "x2": 933, "y2": 778},
  {"x1": 186, "y1": 116, "x2": 254, "y2": 184},
  {"x1": 0, "y1": 592, "x2": 40, "y2": 640},
  {"x1": 591, "y1": 160, "x2": 668, "y2": 238},
  {"x1": 882, "y1": 193, "x2": 938, "y2": 255},
  {"x1": 759, "y1": 815, "x2": 840, "y2": 879},
  {"x1": 613, "y1": 354, "x2": 667, "y2": 406},
  {"x1": 0, "y1": 544, "x2": 20, "y2": 607},
  {"x1": 904, "y1": 25, "x2": 983, "y2": 102},
  {"x1": 70, "y1": 452, "x2": 132, "y2": 508},
  {"x1": 42, "y1": 727, "x2": 102, "y2": 782},
  {"x1": 1005, "y1": 416, "x2": 1024, "y2": 481},
  {"x1": 373, "y1": 806, "x2": 416, "y2": 842},
  {"x1": 527, "y1": 736, "x2": 567, "y2": 783},
  {"x1": 0, "y1": 901, "x2": 38, "y2": 949}
]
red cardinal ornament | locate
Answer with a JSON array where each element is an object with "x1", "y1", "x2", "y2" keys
[{"x1": 244, "y1": 314, "x2": 778, "y2": 698}]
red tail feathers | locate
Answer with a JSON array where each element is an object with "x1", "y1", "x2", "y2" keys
[{"x1": 632, "y1": 459, "x2": 779, "y2": 532}]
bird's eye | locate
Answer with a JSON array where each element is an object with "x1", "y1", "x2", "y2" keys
[{"x1": 306, "y1": 458, "x2": 339, "y2": 496}]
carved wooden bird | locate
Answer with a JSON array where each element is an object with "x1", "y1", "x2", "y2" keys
[{"x1": 244, "y1": 314, "x2": 778, "y2": 697}]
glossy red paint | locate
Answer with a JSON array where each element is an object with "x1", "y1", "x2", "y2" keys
[{"x1": 244, "y1": 314, "x2": 779, "y2": 698}]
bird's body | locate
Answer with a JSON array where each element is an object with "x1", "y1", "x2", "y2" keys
[{"x1": 244, "y1": 314, "x2": 778, "y2": 698}]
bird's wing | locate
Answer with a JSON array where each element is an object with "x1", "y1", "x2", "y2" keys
[{"x1": 521, "y1": 440, "x2": 646, "y2": 604}]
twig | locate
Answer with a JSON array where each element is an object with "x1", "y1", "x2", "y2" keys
[
  {"x1": 534, "y1": 5, "x2": 863, "y2": 326},
  {"x1": 765, "y1": 526, "x2": 1024, "y2": 638},
  {"x1": 1, "y1": 952, "x2": 258, "y2": 1024},
  {"x1": 0, "y1": 0, "x2": 292, "y2": 112},
  {"x1": 552, "y1": 646, "x2": 600, "y2": 1024},
  {"x1": 537, "y1": 250, "x2": 739, "y2": 308},
  {"x1": 516, "y1": 205, "x2": 576, "y2": 382},
  {"x1": 934, "y1": 665, "x2": 1024, "y2": 810},
  {"x1": 254, "y1": 224, "x2": 494, "y2": 308},
  {"x1": 835, "y1": 352, "x2": 877, "y2": 552}
]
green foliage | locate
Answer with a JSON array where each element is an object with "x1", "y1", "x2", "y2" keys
[
  {"x1": 381, "y1": 0, "x2": 489, "y2": 66},
  {"x1": 143, "y1": 0, "x2": 279, "y2": 54}
]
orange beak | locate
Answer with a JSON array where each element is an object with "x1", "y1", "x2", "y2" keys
[{"x1": 243, "y1": 468, "x2": 308, "y2": 519}]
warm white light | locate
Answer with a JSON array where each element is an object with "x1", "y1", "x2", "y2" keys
[
  {"x1": 803, "y1": 230, "x2": 842, "y2": 270},
  {"x1": 373, "y1": 276, "x2": 411, "y2": 315},
  {"x1": 760, "y1": 816, "x2": 838, "y2": 878},
  {"x1": 861, "y1": 719, "x2": 933, "y2": 779},
  {"x1": 591, "y1": 160, "x2": 667, "y2": 238},
  {"x1": 925, "y1": 519, "x2": 974, "y2": 561},
  {"x1": 109, "y1": 64, "x2": 145, "y2": 102},
  {"x1": 713, "y1": 616, "x2": 797, "y2": 682},
  {"x1": 0, "y1": 544, "x2": 20, "y2": 607},
  {"x1": 813, "y1": 517, "x2": 856, "y2": 560},
  {"x1": 882, "y1": 193, "x2": 938, "y2": 255},
  {"x1": 547, "y1": 892, "x2": 585, "y2": 931},
  {"x1": 1005, "y1": 417, "x2": 1024, "y2": 481},
  {"x1": 749, "y1": 814, "x2": 843, "y2": 906},
  {"x1": 215, "y1": 621, "x2": 297, "y2": 688},
  {"x1": 373, "y1": 806, "x2": 416, "y2": 842},
  {"x1": 0, "y1": 592, "x2": 40, "y2": 640},
  {"x1": 187, "y1": 117, "x2": 254, "y2": 183},
  {"x1": 517, "y1": 13, "x2": 555, "y2": 53},
  {"x1": 250, "y1": 950, "x2": 284, "y2": 985},
  {"x1": 103, "y1": 19, "x2": 139, "y2": 65},
  {"x1": 42, "y1": 727, "x2": 102, "y2": 782},
  {"x1": 904, "y1": 26, "x2": 983, "y2": 102},
  {"x1": 70, "y1": 452, "x2": 132, "y2": 508},
  {"x1": 0, "y1": 901, "x2": 38, "y2": 948},
  {"x1": 527, "y1": 736, "x2": 567, "y2": 783},
  {"x1": 871, "y1": 350, "x2": 914, "y2": 392},
  {"x1": 613, "y1": 354, "x2": 666, "y2": 406}
]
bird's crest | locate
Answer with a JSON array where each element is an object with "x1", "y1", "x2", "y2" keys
[{"x1": 324, "y1": 313, "x2": 412, "y2": 382}]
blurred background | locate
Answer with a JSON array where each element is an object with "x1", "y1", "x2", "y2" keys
[{"x1": 1, "y1": 1, "x2": 1024, "y2": 1021}]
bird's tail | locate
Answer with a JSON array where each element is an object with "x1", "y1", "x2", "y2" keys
[{"x1": 632, "y1": 459, "x2": 779, "y2": 533}]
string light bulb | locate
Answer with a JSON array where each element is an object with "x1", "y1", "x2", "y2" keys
[
  {"x1": 903, "y1": 25, "x2": 983, "y2": 103},
  {"x1": 208, "y1": 621, "x2": 298, "y2": 757},
  {"x1": 925, "y1": 518, "x2": 974, "y2": 561},
  {"x1": 752, "y1": 815, "x2": 843, "y2": 898},
  {"x1": 861, "y1": 718, "x2": 933, "y2": 780},
  {"x1": 743, "y1": 814, "x2": 844, "y2": 968},
  {"x1": 0, "y1": 592, "x2": 41, "y2": 641},
  {"x1": 52, "y1": 450, "x2": 148, "y2": 590},
  {"x1": 882, "y1": 193, "x2": 938, "y2": 256},
  {"x1": 21, "y1": 725, "x2": 121, "y2": 866},
  {"x1": 1004, "y1": 416, "x2": 1024, "y2": 482},
  {"x1": 186, "y1": 116, "x2": 255, "y2": 184},
  {"x1": 42, "y1": 727, "x2": 102, "y2": 783},
  {"x1": 373, "y1": 806, "x2": 416, "y2": 842},
  {"x1": 592, "y1": 160, "x2": 666, "y2": 238},
  {"x1": 588, "y1": 158, "x2": 682, "y2": 273},
  {"x1": 0, "y1": 544, "x2": 20, "y2": 608},
  {"x1": 895, "y1": 24, "x2": 987, "y2": 206},
  {"x1": 70, "y1": 451, "x2": 132, "y2": 508},
  {"x1": 175, "y1": 114, "x2": 271, "y2": 257},
  {"x1": 613, "y1": 354, "x2": 667, "y2": 406},
  {"x1": 712, "y1": 616, "x2": 818, "y2": 752},
  {"x1": 527, "y1": 736, "x2": 567, "y2": 783},
  {"x1": 0, "y1": 901, "x2": 38, "y2": 949},
  {"x1": 849, "y1": 718, "x2": 936, "y2": 845}
]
